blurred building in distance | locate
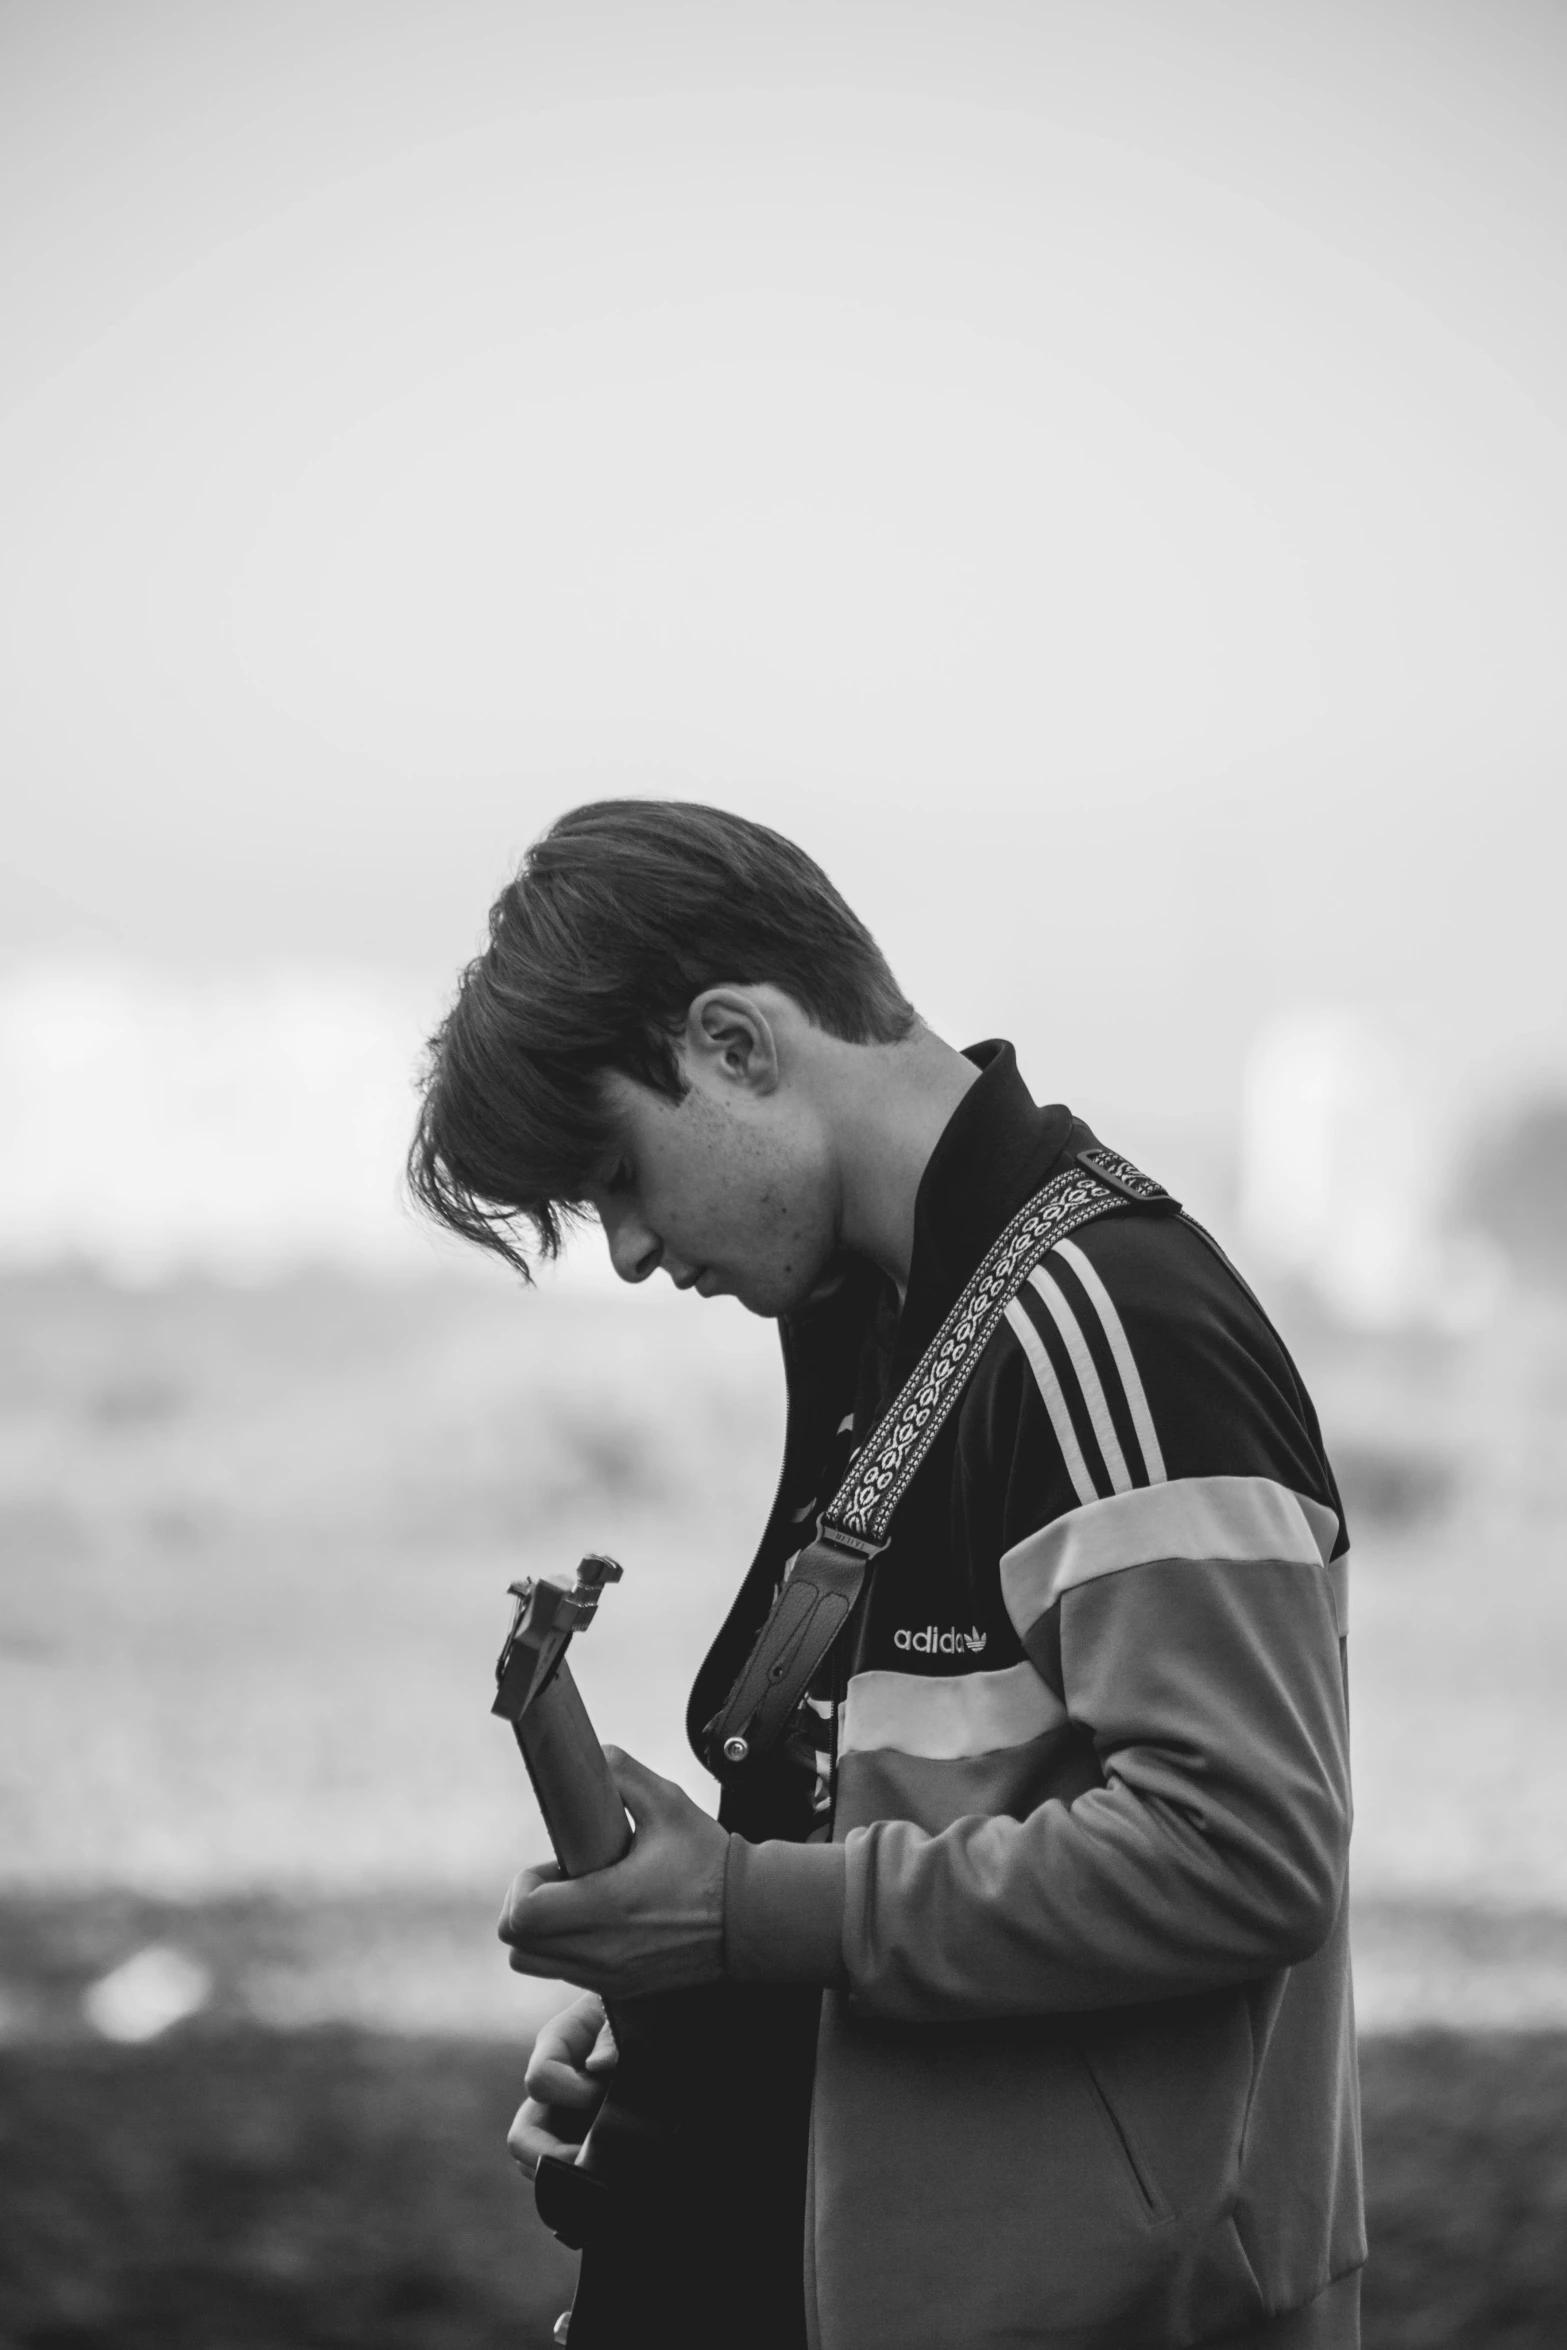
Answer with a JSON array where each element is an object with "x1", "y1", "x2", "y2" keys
[
  {"x1": 1237, "y1": 1008, "x2": 1505, "y2": 1334},
  {"x1": 1459, "y1": 1095, "x2": 1567, "y2": 1292}
]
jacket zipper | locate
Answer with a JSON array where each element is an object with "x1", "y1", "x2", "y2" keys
[{"x1": 1080, "y1": 2053, "x2": 1169, "y2": 2223}]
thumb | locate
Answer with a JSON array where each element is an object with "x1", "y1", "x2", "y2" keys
[
  {"x1": 586, "y1": 2017, "x2": 619, "y2": 2073},
  {"x1": 498, "y1": 1860, "x2": 561, "y2": 1942},
  {"x1": 604, "y1": 1746, "x2": 679, "y2": 1828}
]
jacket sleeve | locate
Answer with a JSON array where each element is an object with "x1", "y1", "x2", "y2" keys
[
  {"x1": 723, "y1": 1222, "x2": 1353, "y2": 2019},
  {"x1": 836, "y1": 1512, "x2": 1350, "y2": 2018}
]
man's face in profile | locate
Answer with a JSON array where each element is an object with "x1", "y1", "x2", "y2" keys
[{"x1": 585, "y1": 1060, "x2": 838, "y2": 1319}]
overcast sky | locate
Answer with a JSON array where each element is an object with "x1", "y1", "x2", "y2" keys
[{"x1": 2, "y1": 0, "x2": 1563, "y2": 1143}]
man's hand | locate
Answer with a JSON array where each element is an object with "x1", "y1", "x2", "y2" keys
[
  {"x1": 498, "y1": 1749, "x2": 728, "y2": 1998},
  {"x1": 507, "y1": 1990, "x2": 618, "y2": 2179}
]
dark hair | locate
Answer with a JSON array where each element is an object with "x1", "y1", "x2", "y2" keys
[{"x1": 408, "y1": 800, "x2": 916, "y2": 1275}]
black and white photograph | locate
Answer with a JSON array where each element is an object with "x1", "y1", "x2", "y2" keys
[{"x1": 1, "y1": 6, "x2": 1564, "y2": 2346}]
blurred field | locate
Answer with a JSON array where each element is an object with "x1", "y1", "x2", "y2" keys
[
  {"x1": 3, "y1": 1263, "x2": 1566, "y2": 2343},
  {"x1": 0, "y1": 1268, "x2": 783, "y2": 1899},
  {"x1": 1, "y1": 2024, "x2": 1564, "y2": 2349},
  {"x1": 3, "y1": 1263, "x2": 1564, "y2": 1919}
]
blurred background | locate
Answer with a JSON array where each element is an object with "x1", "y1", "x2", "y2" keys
[{"x1": 1, "y1": 3, "x2": 1564, "y2": 2343}]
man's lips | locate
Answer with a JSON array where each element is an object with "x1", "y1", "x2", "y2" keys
[{"x1": 673, "y1": 1267, "x2": 724, "y2": 1298}]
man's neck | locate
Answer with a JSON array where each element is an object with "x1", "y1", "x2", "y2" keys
[{"x1": 822, "y1": 1027, "x2": 982, "y2": 1295}]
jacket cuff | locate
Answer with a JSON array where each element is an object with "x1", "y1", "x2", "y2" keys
[{"x1": 723, "y1": 1835, "x2": 849, "y2": 1985}]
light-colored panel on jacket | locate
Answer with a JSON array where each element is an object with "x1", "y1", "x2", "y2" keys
[
  {"x1": 832, "y1": 1731, "x2": 1079, "y2": 1840},
  {"x1": 840, "y1": 1660, "x2": 1066, "y2": 1761},
  {"x1": 1000, "y1": 1474, "x2": 1345, "y2": 1642},
  {"x1": 1295, "y1": 1492, "x2": 1341, "y2": 1572}
]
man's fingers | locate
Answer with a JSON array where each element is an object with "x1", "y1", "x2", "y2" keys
[
  {"x1": 529, "y1": 1990, "x2": 607, "y2": 2071},
  {"x1": 495, "y1": 1760, "x2": 726, "y2": 1999},
  {"x1": 507, "y1": 2097, "x2": 586, "y2": 2180},
  {"x1": 525, "y1": 2053, "x2": 609, "y2": 2109},
  {"x1": 502, "y1": 1868, "x2": 622, "y2": 1961},
  {"x1": 521, "y1": 1990, "x2": 616, "y2": 2106},
  {"x1": 525, "y1": 2002, "x2": 614, "y2": 2097},
  {"x1": 497, "y1": 1862, "x2": 563, "y2": 1944},
  {"x1": 508, "y1": 1939, "x2": 578, "y2": 1980}
]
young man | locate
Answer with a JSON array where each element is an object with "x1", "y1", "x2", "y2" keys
[{"x1": 410, "y1": 801, "x2": 1363, "y2": 2350}]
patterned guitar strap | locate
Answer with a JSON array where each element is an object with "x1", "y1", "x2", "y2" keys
[{"x1": 703, "y1": 1146, "x2": 1177, "y2": 1775}]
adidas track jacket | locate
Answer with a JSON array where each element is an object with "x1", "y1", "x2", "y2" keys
[{"x1": 690, "y1": 1044, "x2": 1365, "y2": 2350}]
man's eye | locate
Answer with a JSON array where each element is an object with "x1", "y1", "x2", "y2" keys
[{"x1": 607, "y1": 1160, "x2": 633, "y2": 1196}]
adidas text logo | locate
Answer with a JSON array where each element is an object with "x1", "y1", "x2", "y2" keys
[{"x1": 894, "y1": 1625, "x2": 987, "y2": 1656}]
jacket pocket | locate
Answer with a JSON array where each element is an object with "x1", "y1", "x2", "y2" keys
[{"x1": 1078, "y1": 2044, "x2": 1172, "y2": 2225}]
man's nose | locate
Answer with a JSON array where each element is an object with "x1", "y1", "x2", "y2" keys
[{"x1": 602, "y1": 1206, "x2": 662, "y2": 1285}]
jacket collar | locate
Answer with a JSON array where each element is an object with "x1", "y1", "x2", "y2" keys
[{"x1": 889, "y1": 1040, "x2": 1076, "y2": 1383}]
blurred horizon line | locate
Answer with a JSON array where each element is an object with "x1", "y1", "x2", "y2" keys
[{"x1": 0, "y1": 955, "x2": 1559, "y2": 1328}]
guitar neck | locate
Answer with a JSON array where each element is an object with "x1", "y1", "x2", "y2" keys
[{"x1": 514, "y1": 1658, "x2": 631, "y2": 1878}]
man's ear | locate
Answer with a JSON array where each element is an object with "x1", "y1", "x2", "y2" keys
[{"x1": 683, "y1": 988, "x2": 781, "y2": 1095}]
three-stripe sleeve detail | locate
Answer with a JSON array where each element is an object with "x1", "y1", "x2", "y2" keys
[
  {"x1": 1002, "y1": 1241, "x2": 1165, "y2": 1504},
  {"x1": 1002, "y1": 1296, "x2": 1098, "y2": 1507},
  {"x1": 1053, "y1": 1238, "x2": 1167, "y2": 1484},
  {"x1": 1024, "y1": 1266, "x2": 1133, "y2": 1493}
]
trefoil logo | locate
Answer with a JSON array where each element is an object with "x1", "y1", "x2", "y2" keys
[{"x1": 894, "y1": 1625, "x2": 987, "y2": 1656}]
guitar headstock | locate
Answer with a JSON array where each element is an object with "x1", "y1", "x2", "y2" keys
[{"x1": 491, "y1": 1553, "x2": 623, "y2": 1724}]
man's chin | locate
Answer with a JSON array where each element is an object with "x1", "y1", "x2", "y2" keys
[
  {"x1": 719, "y1": 1277, "x2": 778, "y2": 1320},
  {"x1": 735, "y1": 1261, "x2": 840, "y2": 1321}
]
